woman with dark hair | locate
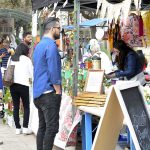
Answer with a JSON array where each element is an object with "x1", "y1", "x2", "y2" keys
[
  {"x1": 107, "y1": 40, "x2": 146, "y2": 85},
  {"x1": 9, "y1": 43, "x2": 33, "y2": 135}
]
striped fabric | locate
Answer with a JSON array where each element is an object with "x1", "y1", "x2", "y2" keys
[{"x1": 0, "y1": 48, "x2": 10, "y2": 68}]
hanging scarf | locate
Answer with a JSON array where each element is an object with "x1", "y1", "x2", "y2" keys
[{"x1": 139, "y1": 15, "x2": 144, "y2": 37}]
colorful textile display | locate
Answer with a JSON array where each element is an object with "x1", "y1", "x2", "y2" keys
[
  {"x1": 107, "y1": 19, "x2": 121, "y2": 51},
  {"x1": 139, "y1": 15, "x2": 144, "y2": 37},
  {"x1": 121, "y1": 13, "x2": 143, "y2": 47},
  {"x1": 142, "y1": 11, "x2": 150, "y2": 46}
]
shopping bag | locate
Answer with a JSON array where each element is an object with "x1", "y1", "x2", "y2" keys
[{"x1": 3, "y1": 65, "x2": 15, "y2": 87}]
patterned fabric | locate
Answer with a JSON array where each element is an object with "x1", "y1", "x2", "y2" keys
[
  {"x1": 0, "y1": 48, "x2": 10, "y2": 68},
  {"x1": 121, "y1": 13, "x2": 143, "y2": 47},
  {"x1": 142, "y1": 11, "x2": 150, "y2": 46}
]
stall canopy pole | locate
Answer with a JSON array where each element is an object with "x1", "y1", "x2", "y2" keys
[{"x1": 73, "y1": 0, "x2": 80, "y2": 97}]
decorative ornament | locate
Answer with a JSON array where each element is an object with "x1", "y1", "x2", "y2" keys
[
  {"x1": 99, "y1": 0, "x2": 132, "y2": 22},
  {"x1": 95, "y1": 29, "x2": 105, "y2": 40},
  {"x1": 89, "y1": 39, "x2": 100, "y2": 52}
]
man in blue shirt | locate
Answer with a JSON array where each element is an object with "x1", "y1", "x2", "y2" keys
[{"x1": 33, "y1": 17, "x2": 61, "y2": 150}]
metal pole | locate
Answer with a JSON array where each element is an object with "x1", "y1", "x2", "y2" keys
[{"x1": 73, "y1": 0, "x2": 80, "y2": 97}]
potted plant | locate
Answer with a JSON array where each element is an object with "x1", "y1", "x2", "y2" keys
[
  {"x1": 84, "y1": 57, "x2": 92, "y2": 69},
  {"x1": 103, "y1": 76, "x2": 112, "y2": 94}
]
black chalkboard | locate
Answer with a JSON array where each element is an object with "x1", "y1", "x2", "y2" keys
[{"x1": 121, "y1": 86, "x2": 150, "y2": 150}]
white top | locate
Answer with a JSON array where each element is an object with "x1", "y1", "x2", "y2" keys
[{"x1": 9, "y1": 55, "x2": 33, "y2": 87}]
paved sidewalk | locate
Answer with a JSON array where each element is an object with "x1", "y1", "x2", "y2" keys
[
  {"x1": 0, "y1": 119, "x2": 73, "y2": 150},
  {"x1": 0, "y1": 119, "x2": 36, "y2": 150},
  {"x1": 0, "y1": 119, "x2": 127, "y2": 150}
]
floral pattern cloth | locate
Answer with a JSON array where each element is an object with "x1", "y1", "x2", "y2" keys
[
  {"x1": 54, "y1": 94, "x2": 82, "y2": 149},
  {"x1": 121, "y1": 13, "x2": 143, "y2": 47}
]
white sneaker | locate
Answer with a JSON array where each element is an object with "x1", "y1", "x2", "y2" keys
[
  {"x1": 16, "y1": 128, "x2": 22, "y2": 135},
  {"x1": 22, "y1": 128, "x2": 33, "y2": 135}
]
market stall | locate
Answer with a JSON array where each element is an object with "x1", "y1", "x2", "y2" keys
[{"x1": 30, "y1": 0, "x2": 150, "y2": 150}]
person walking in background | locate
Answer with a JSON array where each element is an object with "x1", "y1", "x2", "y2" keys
[
  {"x1": 33, "y1": 17, "x2": 62, "y2": 150},
  {"x1": 23, "y1": 32, "x2": 32, "y2": 47},
  {"x1": 0, "y1": 39, "x2": 11, "y2": 69},
  {"x1": 9, "y1": 43, "x2": 33, "y2": 135},
  {"x1": 22, "y1": 32, "x2": 33, "y2": 58},
  {"x1": 107, "y1": 40, "x2": 146, "y2": 85}
]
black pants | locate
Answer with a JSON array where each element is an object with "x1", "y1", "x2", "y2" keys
[
  {"x1": 34, "y1": 93, "x2": 61, "y2": 150},
  {"x1": 10, "y1": 83, "x2": 30, "y2": 129}
]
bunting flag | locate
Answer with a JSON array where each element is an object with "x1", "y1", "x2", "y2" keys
[
  {"x1": 54, "y1": 2, "x2": 58, "y2": 10},
  {"x1": 100, "y1": 0, "x2": 107, "y2": 18},
  {"x1": 134, "y1": 0, "x2": 142, "y2": 10},
  {"x1": 56, "y1": 9, "x2": 61, "y2": 18},
  {"x1": 63, "y1": 0, "x2": 68, "y2": 8},
  {"x1": 48, "y1": 10, "x2": 55, "y2": 17},
  {"x1": 122, "y1": 0, "x2": 131, "y2": 22},
  {"x1": 98, "y1": 0, "x2": 133, "y2": 22},
  {"x1": 96, "y1": 0, "x2": 103, "y2": 14}
]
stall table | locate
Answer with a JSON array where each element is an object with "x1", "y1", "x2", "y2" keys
[
  {"x1": 78, "y1": 106, "x2": 104, "y2": 150},
  {"x1": 78, "y1": 106, "x2": 137, "y2": 150}
]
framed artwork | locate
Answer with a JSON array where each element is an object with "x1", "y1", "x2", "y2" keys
[{"x1": 84, "y1": 70, "x2": 104, "y2": 94}]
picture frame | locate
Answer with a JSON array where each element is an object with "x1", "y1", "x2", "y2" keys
[{"x1": 84, "y1": 70, "x2": 104, "y2": 94}]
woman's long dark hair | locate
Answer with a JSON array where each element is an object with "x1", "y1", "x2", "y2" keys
[
  {"x1": 11, "y1": 43, "x2": 29, "y2": 61},
  {"x1": 113, "y1": 40, "x2": 136, "y2": 70}
]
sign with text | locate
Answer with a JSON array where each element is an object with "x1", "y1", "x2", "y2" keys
[
  {"x1": 120, "y1": 85, "x2": 150, "y2": 150},
  {"x1": 92, "y1": 82, "x2": 150, "y2": 150},
  {"x1": 84, "y1": 70, "x2": 104, "y2": 94},
  {"x1": 0, "y1": 18, "x2": 14, "y2": 34}
]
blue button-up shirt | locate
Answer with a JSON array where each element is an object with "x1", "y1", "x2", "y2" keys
[{"x1": 33, "y1": 37, "x2": 61, "y2": 99}]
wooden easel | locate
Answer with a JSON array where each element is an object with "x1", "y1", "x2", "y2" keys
[{"x1": 92, "y1": 82, "x2": 150, "y2": 150}]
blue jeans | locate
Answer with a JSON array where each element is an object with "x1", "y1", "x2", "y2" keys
[{"x1": 34, "y1": 92, "x2": 61, "y2": 150}]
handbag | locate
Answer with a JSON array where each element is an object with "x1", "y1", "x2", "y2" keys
[{"x1": 3, "y1": 58, "x2": 15, "y2": 87}]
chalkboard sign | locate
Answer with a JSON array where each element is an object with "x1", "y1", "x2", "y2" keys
[
  {"x1": 91, "y1": 82, "x2": 150, "y2": 150},
  {"x1": 121, "y1": 86, "x2": 150, "y2": 150}
]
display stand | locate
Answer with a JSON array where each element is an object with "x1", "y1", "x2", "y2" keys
[
  {"x1": 92, "y1": 81, "x2": 150, "y2": 150},
  {"x1": 79, "y1": 82, "x2": 150, "y2": 150},
  {"x1": 79, "y1": 107, "x2": 136, "y2": 150}
]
